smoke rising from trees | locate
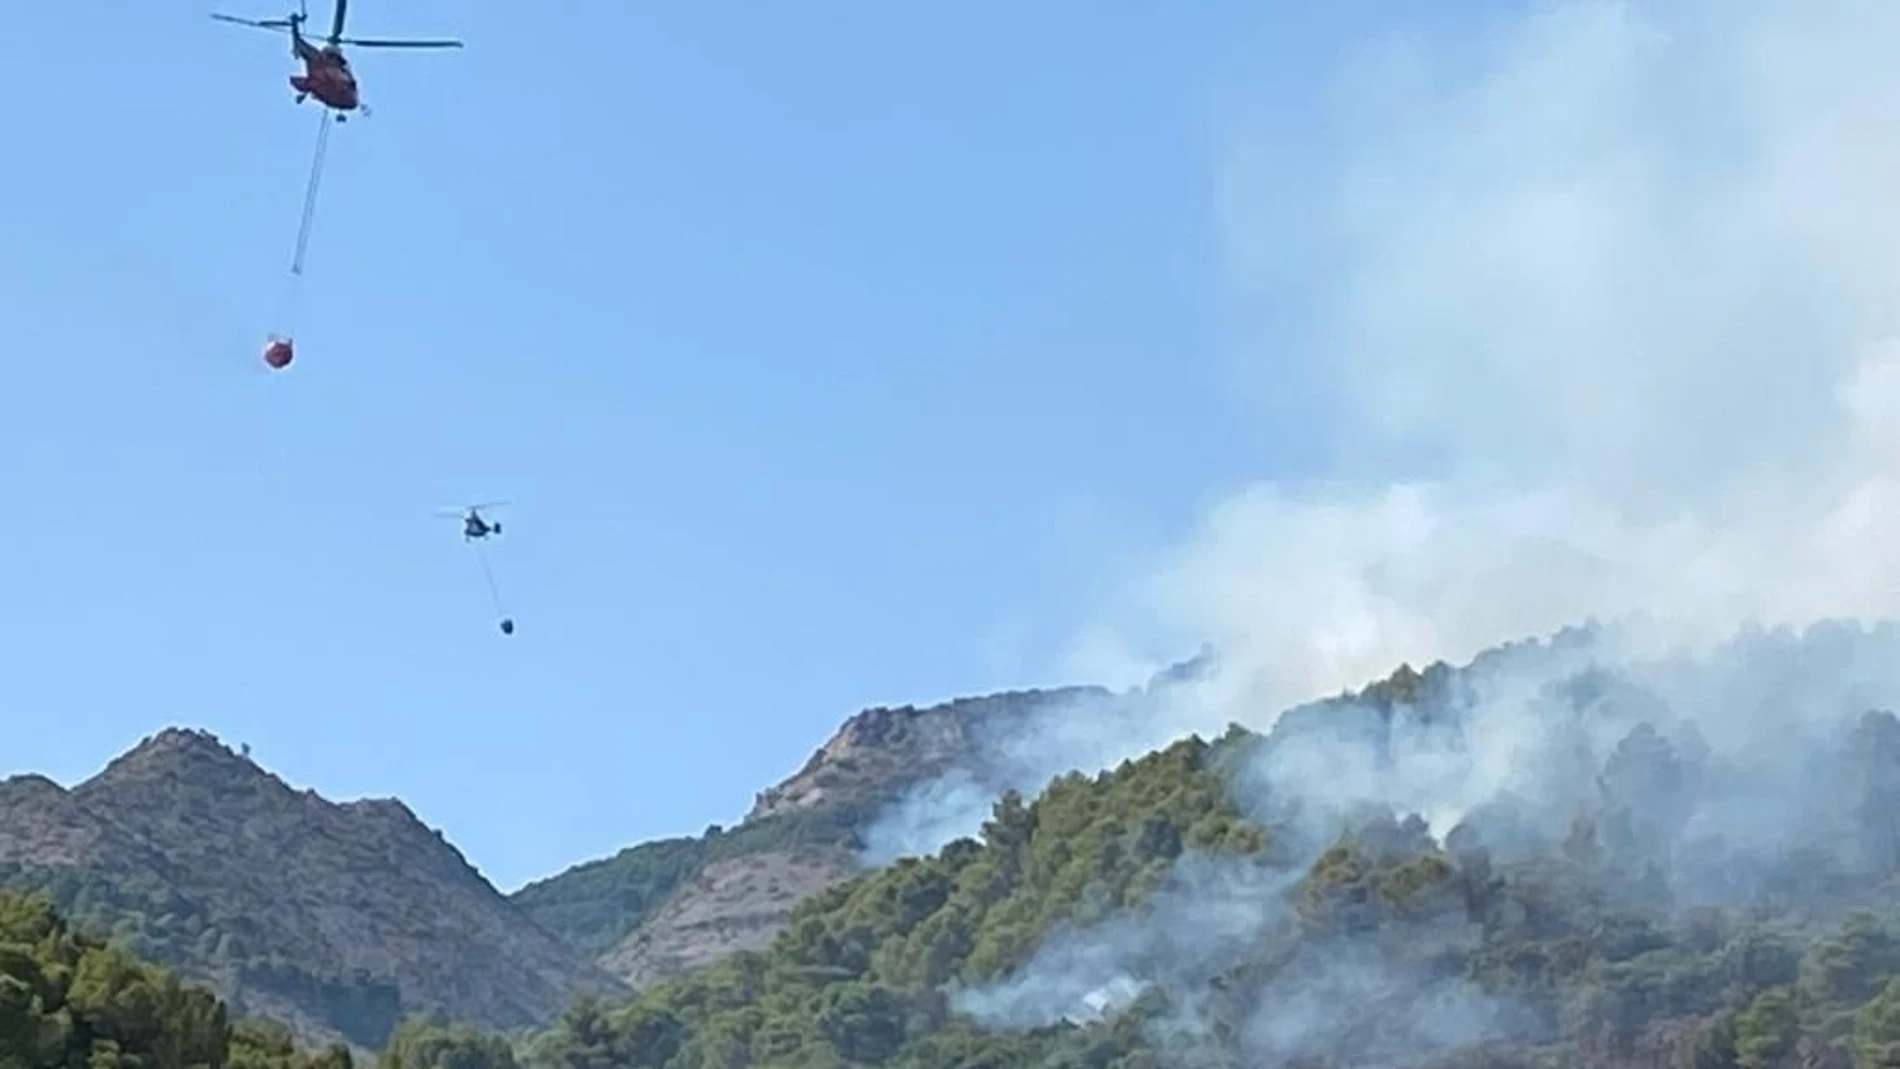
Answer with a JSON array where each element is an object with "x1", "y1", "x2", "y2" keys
[{"x1": 863, "y1": 2, "x2": 1900, "y2": 1060}]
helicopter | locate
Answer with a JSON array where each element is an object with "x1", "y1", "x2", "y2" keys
[
  {"x1": 436, "y1": 503, "x2": 514, "y2": 635},
  {"x1": 211, "y1": 0, "x2": 462, "y2": 121},
  {"x1": 437, "y1": 503, "x2": 505, "y2": 541}
]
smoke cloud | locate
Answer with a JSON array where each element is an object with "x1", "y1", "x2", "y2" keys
[
  {"x1": 860, "y1": 0, "x2": 1900, "y2": 1061},
  {"x1": 950, "y1": 621, "x2": 1900, "y2": 1064},
  {"x1": 1109, "y1": 0, "x2": 1900, "y2": 714},
  {"x1": 859, "y1": 675, "x2": 1213, "y2": 865},
  {"x1": 950, "y1": 852, "x2": 1296, "y2": 1031},
  {"x1": 880, "y1": 0, "x2": 1900, "y2": 861}
]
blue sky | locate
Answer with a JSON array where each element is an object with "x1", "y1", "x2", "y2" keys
[{"x1": 0, "y1": 1, "x2": 1505, "y2": 890}]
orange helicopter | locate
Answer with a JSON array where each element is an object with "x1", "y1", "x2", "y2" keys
[
  {"x1": 214, "y1": 0, "x2": 461, "y2": 371},
  {"x1": 212, "y1": 0, "x2": 462, "y2": 122}
]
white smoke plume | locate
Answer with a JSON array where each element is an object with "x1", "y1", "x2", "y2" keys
[
  {"x1": 868, "y1": 0, "x2": 1900, "y2": 1061},
  {"x1": 867, "y1": 0, "x2": 1900, "y2": 857},
  {"x1": 859, "y1": 674, "x2": 1218, "y2": 865},
  {"x1": 949, "y1": 852, "x2": 1295, "y2": 1030},
  {"x1": 859, "y1": 771, "x2": 997, "y2": 866},
  {"x1": 1144, "y1": 0, "x2": 1900, "y2": 713},
  {"x1": 951, "y1": 846, "x2": 1530, "y2": 1064},
  {"x1": 951, "y1": 622, "x2": 1900, "y2": 1064}
]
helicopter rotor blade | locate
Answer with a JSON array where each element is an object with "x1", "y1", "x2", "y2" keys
[
  {"x1": 211, "y1": 12, "x2": 296, "y2": 31},
  {"x1": 330, "y1": 0, "x2": 346, "y2": 43},
  {"x1": 433, "y1": 502, "x2": 508, "y2": 517},
  {"x1": 336, "y1": 36, "x2": 464, "y2": 48}
]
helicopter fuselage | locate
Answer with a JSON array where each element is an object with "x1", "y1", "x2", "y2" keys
[{"x1": 291, "y1": 37, "x2": 359, "y2": 110}]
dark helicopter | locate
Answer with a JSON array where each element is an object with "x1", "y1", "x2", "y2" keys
[
  {"x1": 437, "y1": 502, "x2": 505, "y2": 541},
  {"x1": 437, "y1": 502, "x2": 514, "y2": 635}
]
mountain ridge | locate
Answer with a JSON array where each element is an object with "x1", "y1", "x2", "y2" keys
[
  {"x1": 0, "y1": 649, "x2": 1254, "y2": 1051},
  {"x1": 0, "y1": 679, "x2": 1160, "y2": 1046},
  {"x1": 0, "y1": 726, "x2": 622, "y2": 1052}
]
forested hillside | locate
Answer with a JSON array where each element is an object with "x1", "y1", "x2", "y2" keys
[
  {"x1": 508, "y1": 728, "x2": 1900, "y2": 1067},
  {"x1": 503, "y1": 622, "x2": 1900, "y2": 1068}
]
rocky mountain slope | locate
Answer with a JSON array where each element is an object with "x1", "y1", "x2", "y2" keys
[
  {"x1": 0, "y1": 664, "x2": 1201, "y2": 1047},
  {"x1": 511, "y1": 685, "x2": 1117, "y2": 990},
  {"x1": 0, "y1": 728, "x2": 621, "y2": 1051}
]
